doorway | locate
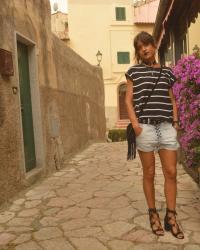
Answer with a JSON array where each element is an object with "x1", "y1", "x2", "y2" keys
[
  {"x1": 17, "y1": 42, "x2": 36, "y2": 172},
  {"x1": 118, "y1": 83, "x2": 128, "y2": 119}
]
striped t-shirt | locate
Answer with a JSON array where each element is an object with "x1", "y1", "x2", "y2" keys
[{"x1": 125, "y1": 63, "x2": 176, "y2": 122}]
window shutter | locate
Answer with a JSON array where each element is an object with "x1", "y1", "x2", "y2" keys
[
  {"x1": 117, "y1": 52, "x2": 130, "y2": 64},
  {"x1": 115, "y1": 7, "x2": 126, "y2": 21}
]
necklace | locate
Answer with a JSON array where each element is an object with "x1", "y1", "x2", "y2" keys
[
  {"x1": 142, "y1": 60, "x2": 157, "y2": 76},
  {"x1": 142, "y1": 60, "x2": 157, "y2": 67}
]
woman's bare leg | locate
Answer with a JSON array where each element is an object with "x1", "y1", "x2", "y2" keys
[
  {"x1": 158, "y1": 149, "x2": 177, "y2": 210},
  {"x1": 138, "y1": 150, "x2": 164, "y2": 235},
  {"x1": 158, "y1": 149, "x2": 184, "y2": 238},
  {"x1": 138, "y1": 150, "x2": 156, "y2": 208}
]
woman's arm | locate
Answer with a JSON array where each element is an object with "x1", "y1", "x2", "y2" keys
[
  {"x1": 125, "y1": 79, "x2": 142, "y2": 135},
  {"x1": 169, "y1": 88, "x2": 179, "y2": 129}
]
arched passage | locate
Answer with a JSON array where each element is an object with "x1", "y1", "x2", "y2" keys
[{"x1": 118, "y1": 83, "x2": 128, "y2": 120}]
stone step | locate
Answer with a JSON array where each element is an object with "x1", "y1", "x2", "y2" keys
[{"x1": 115, "y1": 119, "x2": 130, "y2": 129}]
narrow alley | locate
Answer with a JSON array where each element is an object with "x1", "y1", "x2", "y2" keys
[{"x1": 0, "y1": 142, "x2": 199, "y2": 250}]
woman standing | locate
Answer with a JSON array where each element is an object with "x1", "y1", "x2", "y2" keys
[{"x1": 125, "y1": 31, "x2": 184, "y2": 239}]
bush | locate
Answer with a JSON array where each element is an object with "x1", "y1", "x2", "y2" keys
[
  {"x1": 108, "y1": 129, "x2": 126, "y2": 142},
  {"x1": 172, "y1": 50, "x2": 200, "y2": 168}
]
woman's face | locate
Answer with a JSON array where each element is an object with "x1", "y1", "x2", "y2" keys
[{"x1": 137, "y1": 41, "x2": 156, "y2": 63}]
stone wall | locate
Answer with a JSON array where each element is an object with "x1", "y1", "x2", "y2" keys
[{"x1": 0, "y1": 0, "x2": 106, "y2": 205}]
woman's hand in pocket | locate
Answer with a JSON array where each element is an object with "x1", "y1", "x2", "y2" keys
[
  {"x1": 134, "y1": 126, "x2": 143, "y2": 136},
  {"x1": 173, "y1": 123, "x2": 181, "y2": 131}
]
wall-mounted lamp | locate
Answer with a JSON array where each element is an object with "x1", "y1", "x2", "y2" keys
[{"x1": 96, "y1": 50, "x2": 102, "y2": 66}]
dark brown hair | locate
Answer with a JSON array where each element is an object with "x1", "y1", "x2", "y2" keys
[{"x1": 134, "y1": 31, "x2": 156, "y2": 63}]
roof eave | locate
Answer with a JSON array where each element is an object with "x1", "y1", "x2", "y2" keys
[{"x1": 153, "y1": 0, "x2": 171, "y2": 43}]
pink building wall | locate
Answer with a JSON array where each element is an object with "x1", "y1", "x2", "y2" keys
[{"x1": 133, "y1": 0, "x2": 160, "y2": 23}]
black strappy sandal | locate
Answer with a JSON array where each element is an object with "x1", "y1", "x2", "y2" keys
[
  {"x1": 148, "y1": 208, "x2": 164, "y2": 236},
  {"x1": 164, "y1": 208, "x2": 184, "y2": 239}
]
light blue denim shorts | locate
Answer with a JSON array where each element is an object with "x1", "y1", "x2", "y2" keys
[{"x1": 136, "y1": 122, "x2": 179, "y2": 152}]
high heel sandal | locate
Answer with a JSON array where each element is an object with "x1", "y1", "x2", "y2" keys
[
  {"x1": 164, "y1": 208, "x2": 184, "y2": 239},
  {"x1": 148, "y1": 208, "x2": 164, "y2": 236}
]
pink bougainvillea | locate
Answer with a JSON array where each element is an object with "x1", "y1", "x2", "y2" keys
[{"x1": 172, "y1": 52, "x2": 200, "y2": 168}]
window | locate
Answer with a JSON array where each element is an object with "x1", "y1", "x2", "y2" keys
[
  {"x1": 115, "y1": 7, "x2": 126, "y2": 21},
  {"x1": 117, "y1": 52, "x2": 130, "y2": 64}
]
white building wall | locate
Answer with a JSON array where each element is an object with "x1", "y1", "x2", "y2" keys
[{"x1": 68, "y1": 0, "x2": 155, "y2": 129}]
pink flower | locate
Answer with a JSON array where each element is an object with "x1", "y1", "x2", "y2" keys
[{"x1": 173, "y1": 54, "x2": 200, "y2": 168}]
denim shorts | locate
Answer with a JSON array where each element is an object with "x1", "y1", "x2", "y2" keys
[{"x1": 136, "y1": 121, "x2": 179, "y2": 152}]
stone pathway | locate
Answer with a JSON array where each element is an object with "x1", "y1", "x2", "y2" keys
[{"x1": 0, "y1": 142, "x2": 200, "y2": 250}]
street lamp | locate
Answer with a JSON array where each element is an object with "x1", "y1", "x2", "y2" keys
[{"x1": 96, "y1": 50, "x2": 102, "y2": 66}]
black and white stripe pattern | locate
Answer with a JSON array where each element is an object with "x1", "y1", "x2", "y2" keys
[{"x1": 125, "y1": 64, "x2": 176, "y2": 121}]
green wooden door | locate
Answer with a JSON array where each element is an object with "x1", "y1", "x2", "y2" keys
[{"x1": 17, "y1": 42, "x2": 36, "y2": 172}]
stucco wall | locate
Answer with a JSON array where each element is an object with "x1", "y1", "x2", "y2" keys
[
  {"x1": 68, "y1": 0, "x2": 154, "y2": 128},
  {"x1": 104, "y1": 24, "x2": 153, "y2": 128},
  {"x1": 188, "y1": 14, "x2": 200, "y2": 54},
  {"x1": 0, "y1": 0, "x2": 106, "y2": 205}
]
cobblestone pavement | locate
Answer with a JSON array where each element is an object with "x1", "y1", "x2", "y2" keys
[{"x1": 0, "y1": 142, "x2": 200, "y2": 250}]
